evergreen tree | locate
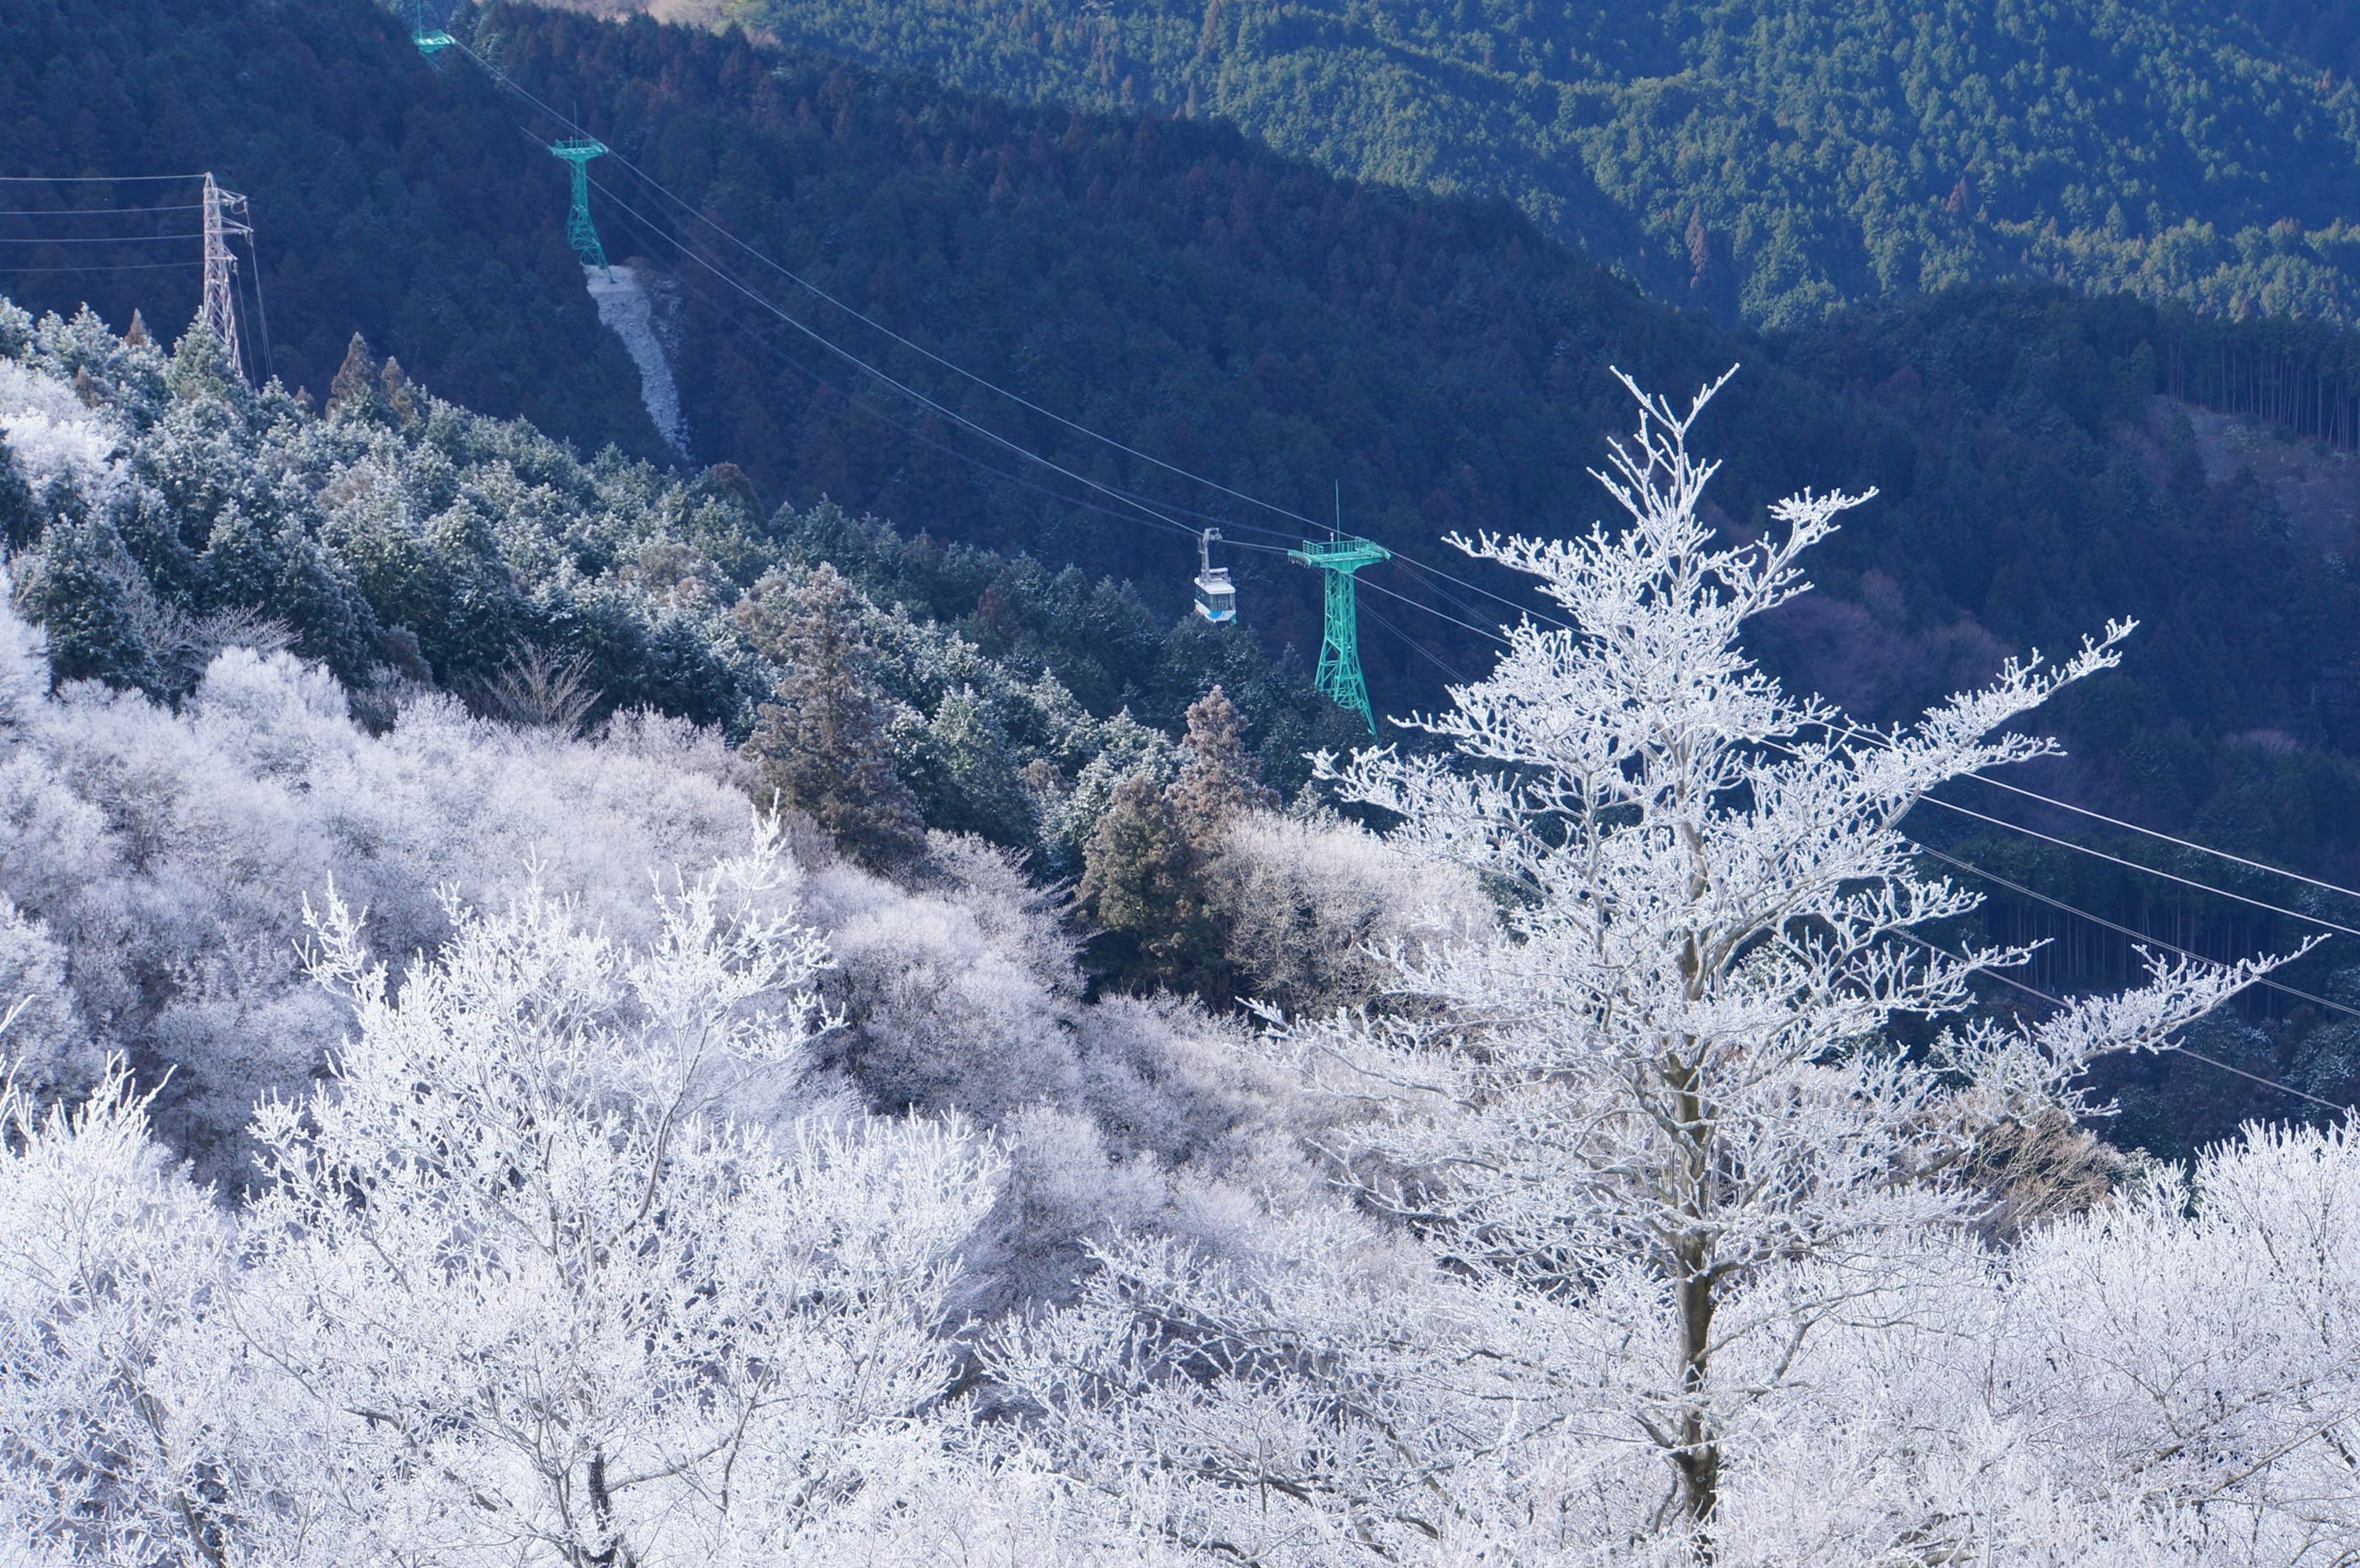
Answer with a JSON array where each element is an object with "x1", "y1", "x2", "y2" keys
[
  {"x1": 326, "y1": 334, "x2": 379, "y2": 418},
  {"x1": 0, "y1": 447, "x2": 38, "y2": 552},
  {"x1": 17, "y1": 511, "x2": 155, "y2": 691},
  {"x1": 1077, "y1": 770, "x2": 1224, "y2": 995},
  {"x1": 740, "y1": 563, "x2": 926, "y2": 869},
  {"x1": 1165, "y1": 685, "x2": 1276, "y2": 836},
  {"x1": 1079, "y1": 687, "x2": 1268, "y2": 996}
]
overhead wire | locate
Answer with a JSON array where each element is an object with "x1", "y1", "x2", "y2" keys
[
  {"x1": 0, "y1": 233, "x2": 203, "y2": 245},
  {"x1": 9, "y1": 50, "x2": 2348, "y2": 1135},
  {"x1": 1913, "y1": 839, "x2": 2360, "y2": 1026},
  {"x1": 1961, "y1": 770, "x2": 2360, "y2": 906},
  {"x1": 0, "y1": 174, "x2": 202, "y2": 184},
  {"x1": 1359, "y1": 601, "x2": 1479, "y2": 685},
  {"x1": 449, "y1": 36, "x2": 1328, "y2": 535},
  {"x1": 1815, "y1": 716, "x2": 2360, "y2": 910},
  {"x1": 1913, "y1": 795, "x2": 2360, "y2": 940},
  {"x1": 591, "y1": 210, "x2": 1261, "y2": 551},
  {"x1": 1897, "y1": 928, "x2": 2354, "y2": 1115},
  {"x1": 446, "y1": 37, "x2": 2360, "y2": 990},
  {"x1": 0, "y1": 203, "x2": 204, "y2": 216},
  {"x1": 0, "y1": 261, "x2": 201, "y2": 273},
  {"x1": 581, "y1": 168, "x2": 1227, "y2": 554},
  {"x1": 448, "y1": 29, "x2": 1654, "y2": 646}
]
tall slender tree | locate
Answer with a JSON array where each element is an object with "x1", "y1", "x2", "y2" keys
[
  {"x1": 741, "y1": 563, "x2": 926, "y2": 869},
  {"x1": 998, "y1": 371, "x2": 2287, "y2": 1558}
]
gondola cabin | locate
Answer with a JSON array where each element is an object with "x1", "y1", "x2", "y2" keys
[
  {"x1": 1195, "y1": 566, "x2": 1236, "y2": 623},
  {"x1": 1194, "y1": 529, "x2": 1236, "y2": 623}
]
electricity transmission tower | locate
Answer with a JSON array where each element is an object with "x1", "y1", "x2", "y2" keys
[
  {"x1": 1289, "y1": 535, "x2": 1391, "y2": 732},
  {"x1": 200, "y1": 173, "x2": 253, "y2": 384},
  {"x1": 549, "y1": 137, "x2": 612, "y2": 277}
]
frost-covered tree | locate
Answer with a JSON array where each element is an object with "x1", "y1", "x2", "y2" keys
[
  {"x1": 235, "y1": 830, "x2": 1007, "y2": 1563},
  {"x1": 998, "y1": 372, "x2": 2287, "y2": 1559},
  {"x1": 1201, "y1": 810, "x2": 1488, "y2": 1014},
  {"x1": 0, "y1": 1064, "x2": 246, "y2": 1566}
]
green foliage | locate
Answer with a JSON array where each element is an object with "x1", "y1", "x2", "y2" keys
[
  {"x1": 721, "y1": 0, "x2": 2360, "y2": 329},
  {"x1": 18, "y1": 514, "x2": 160, "y2": 691},
  {"x1": 1079, "y1": 685, "x2": 1273, "y2": 994}
]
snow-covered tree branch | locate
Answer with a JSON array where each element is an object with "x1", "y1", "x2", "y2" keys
[{"x1": 994, "y1": 370, "x2": 2305, "y2": 1562}]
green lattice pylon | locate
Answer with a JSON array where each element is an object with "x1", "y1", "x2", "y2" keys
[
  {"x1": 409, "y1": 0, "x2": 453, "y2": 55},
  {"x1": 1289, "y1": 536, "x2": 1391, "y2": 732},
  {"x1": 549, "y1": 136, "x2": 611, "y2": 277}
]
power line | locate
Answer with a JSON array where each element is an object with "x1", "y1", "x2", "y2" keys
[
  {"x1": 0, "y1": 233, "x2": 203, "y2": 245},
  {"x1": 442, "y1": 37, "x2": 2360, "y2": 952},
  {"x1": 1961, "y1": 771, "x2": 2360, "y2": 907},
  {"x1": 1914, "y1": 795, "x2": 2360, "y2": 941},
  {"x1": 0, "y1": 260, "x2": 200, "y2": 273},
  {"x1": 1913, "y1": 839, "x2": 2360, "y2": 1027},
  {"x1": 1815, "y1": 717, "x2": 2360, "y2": 911},
  {"x1": 447, "y1": 32, "x2": 1646, "y2": 648},
  {"x1": 0, "y1": 174, "x2": 202, "y2": 184},
  {"x1": 1361, "y1": 601, "x2": 1477, "y2": 686},
  {"x1": 579, "y1": 169, "x2": 1219, "y2": 555},
  {"x1": 1356, "y1": 570, "x2": 1516, "y2": 646},
  {"x1": 451, "y1": 37, "x2": 1327, "y2": 536},
  {"x1": 1393, "y1": 551, "x2": 1575, "y2": 634},
  {"x1": 1898, "y1": 929, "x2": 2354, "y2": 1116},
  {"x1": 1800, "y1": 718, "x2": 2360, "y2": 943},
  {"x1": 0, "y1": 203, "x2": 204, "y2": 216},
  {"x1": 603, "y1": 218, "x2": 1248, "y2": 549}
]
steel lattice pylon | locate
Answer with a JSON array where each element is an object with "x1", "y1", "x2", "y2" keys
[
  {"x1": 200, "y1": 173, "x2": 252, "y2": 385},
  {"x1": 1289, "y1": 536, "x2": 1391, "y2": 732},
  {"x1": 549, "y1": 137, "x2": 611, "y2": 277}
]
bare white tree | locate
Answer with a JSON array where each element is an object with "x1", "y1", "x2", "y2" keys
[
  {"x1": 0, "y1": 1062, "x2": 252, "y2": 1566},
  {"x1": 996, "y1": 370, "x2": 2289, "y2": 1561},
  {"x1": 232, "y1": 824, "x2": 1009, "y2": 1564}
]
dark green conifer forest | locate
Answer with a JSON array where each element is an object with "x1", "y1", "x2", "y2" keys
[{"x1": 686, "y1": 0, "x2": 2360, "y2": 329}]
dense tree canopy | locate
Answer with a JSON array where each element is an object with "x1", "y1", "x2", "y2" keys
[{"x1": 646, "y1": 0, "x2": 2360, "y2": 330}]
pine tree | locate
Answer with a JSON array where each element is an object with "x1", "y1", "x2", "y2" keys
[
  {"x1": 326, "y1": 332, "x2": 379, "y2": 417},
  {"x1": 739, "y1": 563, "x2": 926, "y2": 869},
  {"x1": 0, "y1": 447, "x2": 39, "y2": 552},
  {"x1": 1077, "y1": 770, "x2": 1223, "y2": 992}
]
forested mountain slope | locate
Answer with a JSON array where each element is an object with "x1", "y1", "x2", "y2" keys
[
  {"x1": 9, "y1": 1, "x2": 2360, "y2": 1143},
  {"x1": 612, "y1": 0, "x2": 2360, "y2": 329},
  {"x1": 0, "y1": 0, "x2": 662, "y2": 453},
  {"x1": 470, "y1": 9, "x2": 2360, "y2": 870}
]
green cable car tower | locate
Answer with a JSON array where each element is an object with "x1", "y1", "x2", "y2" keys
[
  {"x1": 549, "y1": 136, "x2": 612, "y2": 278},
  {"x1": 409, "y1": 0, "x2": 454, "y2": 55},
  {"x1": 1289, "y1": 535, "x2": 1391, "y2": 733}
]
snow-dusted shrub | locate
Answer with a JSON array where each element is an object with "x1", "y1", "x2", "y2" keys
[
  {"x1": 1203, "y1": 810, "x2": 1489, "y2": 1013},
  {"x1": 0, "y1": 648, "x2": 778, "y2": 1178},
  {"x1": 0, "y1": 1066, "x2": 243, "y2": 1564},
  {"x1": 0, "y1": 846, "x2": 1200, "y2": 1566}
]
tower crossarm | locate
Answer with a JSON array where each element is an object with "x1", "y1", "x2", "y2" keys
[{"x1": 200, "y1": 173, "x2": 252, "y2": 385}]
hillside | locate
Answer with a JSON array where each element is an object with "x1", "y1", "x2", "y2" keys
[
  {"x1": 610, "y1": 0, "x2": 2360, "y2": 331},
  {"x1": 6, "y1": 292, "x2": 2360, "y2": 1562},
  {"x1": 7, "y1": 1, "x2": 2360, "y2": 1142},
  {"x1": 0, "y1": 0, "x2": 663, "y2": 454}
]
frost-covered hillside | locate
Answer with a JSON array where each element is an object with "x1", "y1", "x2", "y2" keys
[{"x1": 7, "y1": 304, "x2": 2360, "y2": 1564}]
